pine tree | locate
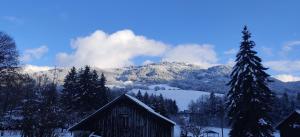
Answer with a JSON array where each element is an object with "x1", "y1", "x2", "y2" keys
[
  {"x1": 227, "y1": 26, "x2": 274, "y2": 137},
  {"x1": 297, "y1": 92, "x2": 300, "y2": 109},
  {"x1": 143, "y1": 92, "x2": 149, "y2": 104},
  {"x1": 61, "y1": 67, "x2": 77, "y2": 114},
  {"x1": 136, "y1": 90, "x2": 143, "y2": 101},
  {"x1": 156, "y1": 94, "x2": 167, "y2": 116},
  {"x1": 207, "y1": 92, "x2": 218, "y2": 125},
  {"x1": 280, "y1": 92, "x2": 293, "y2": 118},
  {"x1": 99, "y1": 73, "x2": 109, "y2": 106}
]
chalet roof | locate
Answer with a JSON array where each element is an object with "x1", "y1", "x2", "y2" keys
[
  {"x1": 69, "y1": 94, "x2": 176, "y2": 131},
  {"x1": 203, "y1": 129, "x2": 219, "y2": 134},
  {"x1": 276, "y1": 109, "x2": 300, "y2": 129}
]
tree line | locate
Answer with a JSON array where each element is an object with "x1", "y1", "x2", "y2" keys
[
  {"x1": 0, "y1": 31, "x2": 114, "y2": 136},
  {"x1": 180, "y1": 26, "x2": 300, "y2": 137},
  {"x1": 60, "y1": 66, "x2": 111, "y2": 125},
  {"x1": 182, "y1": 91, "x2": 300, "y2": 137},
  {"x1": 134, "y1": 90, "x2": 179, "y2": 117}
]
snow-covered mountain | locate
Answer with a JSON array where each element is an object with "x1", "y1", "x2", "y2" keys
[{"x1": 24, "y1": 62, "x2": 300, "y2": 95}]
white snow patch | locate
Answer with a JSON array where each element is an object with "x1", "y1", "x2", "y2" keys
[{"x1": 130, "y1": 84, "x2": 223, "y2": 111}]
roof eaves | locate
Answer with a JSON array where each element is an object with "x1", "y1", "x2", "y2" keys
[{"x1": 68, "y1": 94, "x2": 124, "y2": 131}]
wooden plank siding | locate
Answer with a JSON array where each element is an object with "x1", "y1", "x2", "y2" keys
[
  {"x1": 276, "y1": 110, "x2": 300, "y2": 137},
  {"x1": 70, "y1": 94, "x2": 175, "y2": 137}
]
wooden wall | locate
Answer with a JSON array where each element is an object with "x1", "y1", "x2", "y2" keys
[{"x1": 74, "y1": 98, "x2": 174, "y2": 137}]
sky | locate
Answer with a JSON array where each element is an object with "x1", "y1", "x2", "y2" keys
[{"x1": 0, "y1": 0, "x2": 300, "y2": 82}]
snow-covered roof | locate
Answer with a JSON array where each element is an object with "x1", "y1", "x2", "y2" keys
[
  {"x1": 276, "y1": 109, "x2": 300, "y2": 129},
  {"x1": 295, "y1": 109, "x2": 300, "y2": 114},
  {"x1": 125, "y1": 94, "x2": 176, "y2": 125},
  {"x1": 69, "y1": 94, "x2": 175, "y2": 131}
]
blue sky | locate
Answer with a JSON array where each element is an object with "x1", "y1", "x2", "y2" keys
[{"x1": 1, "y1": 0, "x2": 300, "y2": 81}]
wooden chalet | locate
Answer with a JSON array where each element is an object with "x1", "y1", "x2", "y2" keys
[
  {"x1": 69, "y1": 94, "x2": 176, "y2": 137},
  {"x1": 276, "y1": 109, "x2": 300, "y2": 137}
]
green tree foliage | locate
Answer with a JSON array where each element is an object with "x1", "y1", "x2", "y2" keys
[
  {"x1": 134, "y1": 92, "x2": 178, "y2": 117},
  {"x1": 61, "y1": 66, "x2": 110, "y2": 121},
  {"x1": 227, "y1": 26, "x2": 274, "y2": 137}
]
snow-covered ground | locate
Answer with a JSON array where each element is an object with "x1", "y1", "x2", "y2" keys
[
  {"x1": 130, "y1": 84, "x2": 224, "y2": 111},
  {"x1": 1, "y1": 128, "x2": 280, "y2": 137},
  {"x1": 0, "y1": 130, "x2": 72, "y2": 137},
  {"x1": 174, "y1": 125, "x2": 280, "y2": 137}
]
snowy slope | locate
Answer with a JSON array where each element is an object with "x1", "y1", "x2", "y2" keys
[
  {"x1": 24, "y1": 62, "x2": 300, "y2": 95},
  {"x1": 130, "y1": 84, "x2": 223, "y2": 111}
]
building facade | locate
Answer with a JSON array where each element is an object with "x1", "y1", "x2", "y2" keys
[{"x1": 69, "y1": 94, "x2": 175, "y2": 137}]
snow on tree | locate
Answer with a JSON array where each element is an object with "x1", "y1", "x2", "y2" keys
[{"x1": 226, "y1": 26, "x2": 274, "y2": 137}]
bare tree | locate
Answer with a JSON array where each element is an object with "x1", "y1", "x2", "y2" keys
[
  {"x1": 187, "y1": 122, "x2": 206, "y2": 137},
  {"x1": 0, "y1": 31, "x2": 19, "y2": 74},
  {"x1": 0, "y1": 31, "x2": 20, "y2": 123}
]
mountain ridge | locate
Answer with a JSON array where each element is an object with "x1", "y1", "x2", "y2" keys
[{"x1": 24, "y1": 62, "x2": 300, "y2": 95}]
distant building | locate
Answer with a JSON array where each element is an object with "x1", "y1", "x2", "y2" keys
[
  {"x1": 276, "y1": 109, "x2": 300, "y2": 137},
  {"x1": 69, "y1": 94, "x2": 175, "y2": 137}
]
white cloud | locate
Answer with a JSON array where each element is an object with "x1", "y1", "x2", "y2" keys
[
  {"x1": 23, "y1": 64, "x2": 52, "y2": 73},
  {"x1": 21, "y1": 45, "x2": 48, "y2": 62},
  {"x1": 274, "y1": 74, "x2": 300, "y2": 82},
  {"x1": 282, "y1": 41, "x2": 300, "y2": 52},
  {"x1": 56, "y1": 29, "x2": 168, "y2": 68},
  {"x1": 265, "y1": 60, "x2": 300, "y2": 72},
  {"x1": 280, "y1": 40, "x2": 300, "y2": 56},
  {"x1": 162, "y1": 44, "x2": 218, "y2": 68},
  {"x1": 224, "y1": 48, "x2": 237, "y2": 55}
]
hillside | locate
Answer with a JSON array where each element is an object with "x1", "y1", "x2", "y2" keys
[{"x1": 24, "y1": 62, "x2": 300, "y2": 95}]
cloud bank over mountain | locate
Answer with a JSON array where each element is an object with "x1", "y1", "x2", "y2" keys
[
  {"x1": 56, "y1": 29, "x2": 219, "y2": 69},
  {"x1": 19, "y1": 29, "x2": 298, "y2": 82}
]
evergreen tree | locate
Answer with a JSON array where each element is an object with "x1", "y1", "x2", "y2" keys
[
  {"x1": 280, "y1": 92, "x2": 293, "y2": 118},
  {"x1": 227, "y1": 26, "x2": 274, "y2": 137},
  {"x1": 99, "y1": 73, "x2": 109, "y2": 106},
  {"x1": 75, "y1": 66, "x2": 110, "y2": 117},
  {"x1": 156, "y1": 94, "x2": 167, "y2": 116},
  {"x1": 207, "y1": 92, "x2": 218, "y2": 124},
  {"x1": 297, "y1": 93, "x2": 300, "y2": 109},
  {"x1": 61, "y1": 67, "x2": 77, "y2": 114},
  {"x1": 143, "y1": 92, "x2": 149, "y2": 104},
  {"x1": 136, "y1": 90, "x2": 143, "y2": 101},
  {"x1": 77, "y1": 66, "x2": 95, "y2": 116}
]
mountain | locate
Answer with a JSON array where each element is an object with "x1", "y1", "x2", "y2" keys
[{"x1": 24, "y1": 62, "x2": 300, "y2": 95}]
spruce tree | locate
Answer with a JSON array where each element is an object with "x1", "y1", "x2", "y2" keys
[
  {"x1": 297, "y1": 93, "x2": 300, "y2": 109},
  {"x1": 61, "y1": 67, "x2": 77, "y2": 114},
  {"x1": 280, "y1": 92, "x2": 293, "y2": 118},
  {"x1": 143, "y1": 92, "x2": 150, "y2": 104},
  {"x1": 77, "y1": 66, "x2": 95, "y2": 115},
  {"x1": 227, "y1": 26, "x2": 274, "y2": 137},
  {"x1": 99, "y1": 73, "x2": 109, "y2": 105},
  {"x1": 136, "y1": 90, "x2": 143, "y2": 101}
]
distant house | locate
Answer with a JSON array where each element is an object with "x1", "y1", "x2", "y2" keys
[
  {"x1": 69, "y1": 94, "x2": 176, "y2": 137},
  {"x1": 276, "y1": 109, "x2": 300, "y2": 137}
]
